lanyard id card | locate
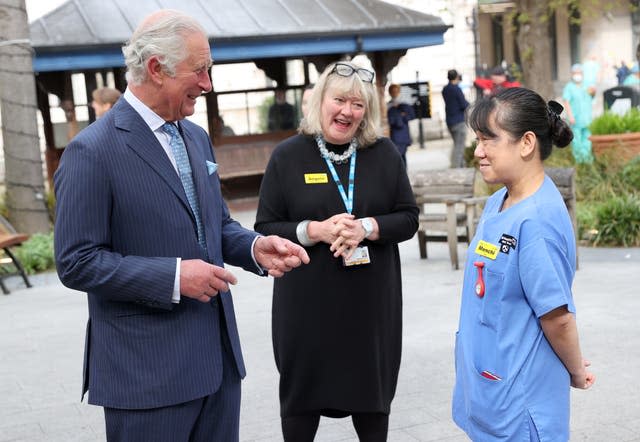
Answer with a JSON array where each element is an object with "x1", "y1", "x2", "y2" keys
[
  {"x1": 321, "y1": 141, "x2": 370, "y2": 267},
  {"x1": 323, "y1": 151, "x2": 356, "y2": 214},
  {"x1": 342, "y1": 246, "x2": 371, "y2": 266}
]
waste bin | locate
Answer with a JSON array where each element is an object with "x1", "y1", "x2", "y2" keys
[{"x1": 603, "y1": 86, "x2": 640, "y2": 114}]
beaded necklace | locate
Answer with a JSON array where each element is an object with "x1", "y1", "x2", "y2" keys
[{"x1": 314, "y1": 134, "x2": 358, "y2": 164}]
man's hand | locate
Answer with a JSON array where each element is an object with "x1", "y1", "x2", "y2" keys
[
  {"x1": 180, "y1": 259, "x2": 238, "y2": 303},
  {"x1": 254, "y1": 236, "x2": 310, "y2": 277}
]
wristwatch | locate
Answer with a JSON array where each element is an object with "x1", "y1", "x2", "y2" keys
[{"x1": 360, "y1": 217, "x2": 374, "y2": 238}]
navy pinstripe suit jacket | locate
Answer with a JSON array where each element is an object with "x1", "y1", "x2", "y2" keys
[{"x1": 54, "y1": 98, "x2": 260, "y2": 410}]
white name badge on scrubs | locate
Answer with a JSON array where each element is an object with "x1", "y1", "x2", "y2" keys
[{"x1": 343, "y1": 246, "x2": 371, "y2": 266}]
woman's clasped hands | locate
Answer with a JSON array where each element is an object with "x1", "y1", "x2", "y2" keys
[{"x1": 305, "y1": 213, "x2": 367, "y2": 259}]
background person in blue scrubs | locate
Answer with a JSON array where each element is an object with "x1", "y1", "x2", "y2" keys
[{"x1": 452, "y1": 87, "x2": 595, "y2": 441}]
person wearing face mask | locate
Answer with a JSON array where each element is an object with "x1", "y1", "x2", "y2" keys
[
  {"x1": 255, "y1": 61, "x2": 419, "y2": 441},
  {"x1": 562, "y1": 64, "x2": 595, "y2": 163}
]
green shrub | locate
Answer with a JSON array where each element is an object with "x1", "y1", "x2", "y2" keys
[
  {"x1": 545, "y1": 144, "x2": 574, "y2": 167},
  {"x1": 576, "y1": 203, "x2": 598, "y2": 241},
  {"x1": 590, "y1": 111, "x2": 625, "y2": 135},
  {"x1": 573, "y1": 150, "x2": 639, "y2": 202},
  {"x1": 13, "y1": 232, "x2": 55, "y2": 275},
  {"x1": 589, "y1": 108, "x2": 640, "y2": 135},
  {"x1": 592, "y1": 194, "x2": 640, "y2": 247},
  {"x1": 575, "y1": 160, "x2": 619, "y2": 202},
  {"x1": 572, "y1": 150, "x2": 640, "y2": 246},
  {"x1": 620, "y1": 156, "x2": 640, "y2": 191},
  {"x1": 621, "y1": 108, "x2": 640, "y2": 133}
]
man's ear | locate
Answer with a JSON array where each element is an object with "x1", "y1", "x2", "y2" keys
[
  {"x1": 147, "y1": 56, "x2": 165, "y2": 85},
  {"x1": 520, "y1": 131, "x2": 537, "y2": 158}
]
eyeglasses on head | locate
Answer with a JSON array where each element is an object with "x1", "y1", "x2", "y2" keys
[{"x1": 331, "y1": 63, "x2": 375, "y2": 83}]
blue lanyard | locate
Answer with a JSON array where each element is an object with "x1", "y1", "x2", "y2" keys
[{"x1": 324, "y1": 151, "x2": 356, "y2": 214}]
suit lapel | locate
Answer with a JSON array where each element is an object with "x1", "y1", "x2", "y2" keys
[{"x1": 113, "y1": 100, "x2": 193, "y2": 218}]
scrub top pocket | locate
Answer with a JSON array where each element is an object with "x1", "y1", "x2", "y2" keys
[
  {"x1": 479, "y1": 269, "x2": 504, "y2": 330},
  {"x1": 467, "y1": 368, "x2": 512, "y2": 438}
]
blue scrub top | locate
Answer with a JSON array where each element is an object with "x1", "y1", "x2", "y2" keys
[{"x1": 452, "y1": 176, "x2": 577, "y2": 441}]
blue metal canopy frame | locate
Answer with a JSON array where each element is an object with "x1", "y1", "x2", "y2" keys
[{"x1": 33, "y1": 31, "x2": 446, "y2": 72}]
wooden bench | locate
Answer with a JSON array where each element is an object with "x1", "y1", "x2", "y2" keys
[
  {"x1": 213, "y1": 130, "x2": 296, "y2": 181},
  {"x1": 545, "y1": 167, "x2": 579, "y2": 268},
  {"x1": 0, "y1": 215, "x2": 32, "y2": 295},
  {"x1": 410, "y1": 167, "x2": 578, "y2": 271},
  {"x1": 410, "y1": 168, "x2": 483, "y2": 270}
]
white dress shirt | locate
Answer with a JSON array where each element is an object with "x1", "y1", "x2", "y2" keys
[{"x1": 122, "y1": 88, "x2": 263, "y2": 303}]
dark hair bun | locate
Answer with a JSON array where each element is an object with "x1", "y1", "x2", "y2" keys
[
  {"x1": 547, "y1": 100, "x2": 573, "y2": 148},
  {"x1": 550, "y1": 117, "x2": 573, "y2": 148}
]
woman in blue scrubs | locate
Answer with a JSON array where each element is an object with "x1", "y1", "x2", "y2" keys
[{"x1": 452, "y1": 88, "x2": 595, "y2": 441}]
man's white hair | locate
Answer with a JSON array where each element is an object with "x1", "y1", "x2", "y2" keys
[{"x1": 122, "y1": 10, "x2": 207, "y2": 85}]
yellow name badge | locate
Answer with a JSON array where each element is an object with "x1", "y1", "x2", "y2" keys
[
  {"x1": 475, "y1": 240, "x2": 499, "y2": 260},
  {"x1": 304, "y1": 173, "x2": 328, "y2": 184}
]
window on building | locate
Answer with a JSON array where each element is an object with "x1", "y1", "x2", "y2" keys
[
  {"x1": 491, "y1": 14, "x2": 504, "y2": 66},
  {"x1": 569, "y1": 8, "x2": 581, "y2": 66},
  {"x1": 549, "y1": 11, "x2": 558, "y2": 81}
]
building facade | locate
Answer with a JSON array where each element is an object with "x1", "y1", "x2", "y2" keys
[{"x1": 384, "y1": 0, "x2": 639, "y2": 138}]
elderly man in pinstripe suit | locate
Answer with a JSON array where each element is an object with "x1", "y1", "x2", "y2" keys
[{"x1": 54, "y1": 10, "x2": 309, "y2": 442}]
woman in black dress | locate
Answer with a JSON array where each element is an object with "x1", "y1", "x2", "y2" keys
[{"x1": 255, "y1": 61, "x2": 419, "y2": 441}]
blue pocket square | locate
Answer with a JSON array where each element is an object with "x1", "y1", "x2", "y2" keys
[{"x1": 206, "y1": 160, "x2": 218, "y2": 175}]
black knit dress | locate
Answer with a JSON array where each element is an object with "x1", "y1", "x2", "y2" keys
[{"x1": 254, "y1": 134, "x2": 419, "y2": 417}]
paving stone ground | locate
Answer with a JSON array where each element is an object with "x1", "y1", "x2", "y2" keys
[{"x1": 2, "y1": 140, "x2": 638, "y2": 441}]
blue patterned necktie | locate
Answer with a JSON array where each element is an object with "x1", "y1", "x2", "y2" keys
[{"x1": 162, "y1": 122, "x2": 207, "y2": 256}]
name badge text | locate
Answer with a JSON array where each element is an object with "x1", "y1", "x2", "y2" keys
[
  {"x1": 475, "y1": 240, "x2": 499, "y2": 260},
  {"x1": 304, "y1": 173, "x2": 329, "y2": 184}
]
